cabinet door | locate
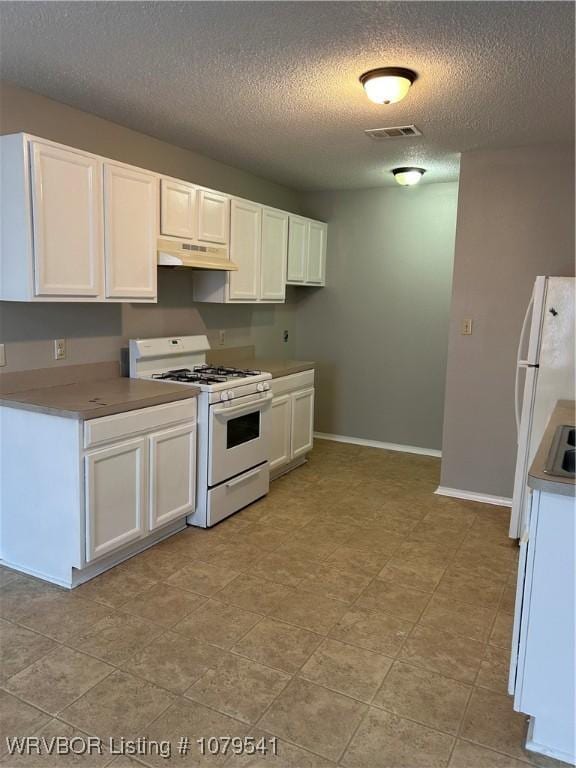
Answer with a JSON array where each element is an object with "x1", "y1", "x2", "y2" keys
[
  {"x1": 30, "y1": 141, "x2": 102, "y2": 297},
  {"x1": 160, "y1": 178, "x2": 196, "y2": 239},
  {"x1": 270, "y1": 394, "x2": 292, "y2": 472},
  {"x1": 104, "y1": 163, "x2": 158, "y2": 299},
  {"x1": 149, "y1": 423, "x2": 196, "y2": 531},
  {"x1": 287, "y1": 215, "x2": 308, "y2": 283},
  {"x1": 85, "y1": 438, "x2": 146, "y2": 562},
  {"x1": 197, "y1": 189, "x2": 229, "y2": 244},
  {"x1": 261, "y1": 208, "x2": 288, "y2": 302},
  {"x1": 228, "y1": 199, "x2": 261, "y2": 301},
  {"x1": 307, "y1": 220, "x2": 327, "y2": 285},
  {"x1": 291, "y1": 388, "x2": 315, "y2": 460}
]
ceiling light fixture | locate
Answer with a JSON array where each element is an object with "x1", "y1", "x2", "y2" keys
[
  {"x1": 392, "y1": 167, "x2": 426, "y2": 186},
  {"x1": 359, "y1": 67, "x2": 417, "y2": 105}
]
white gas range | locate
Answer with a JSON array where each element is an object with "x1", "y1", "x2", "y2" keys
[{"x1": 129, "y1": 335, "x2": 272, "y2": 527}]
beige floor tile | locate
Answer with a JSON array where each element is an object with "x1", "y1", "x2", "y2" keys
[
  {"x1": 436, "y1": 568, "x2": 505, "y2": 608},
  {"x1": 460, "y1": 688, "x2": 529, "y2": 760},
  {"x1": 408, "y1": 522, "x2": 467, "y2": 547},
  {"x1": 18, "y1": 594, "x2": 112, "y2": 643},
  {"x1": 74, "y1": 568, "x2": 157, "y2": 608},
  {"x1": 4, "y1": 646, "x2": 112, "y2": 715},
  {"x1": 299, "y1": 638, "x2": 393, "y2": 702},
  {"x1": 165, "y1": 561, "x2": 240, "y2": 596},
  {"x1": 0, "y1": 619, "x2": 55, "y2": 682},
  {"x1": 377, "y1": 558, "x2": 446, "y2": 593},
  {"x1": 216, "y1": 576, "x2": 293, "y2": 615},
  {"x1": 1, "y1": 718, "x2": 112, "y2": 766},
  {"x1": 0, "y1": 577, "x2": 68, "y2": 623},
  {"x1": 67, "y1": 612, "x2": 162, "y2": 666},
  {"x1": 330, "y1": 607, "x2": 412, "y2": 656},
  {"x1": 121, "y1": 583, "x2": 206, "y2": 628},
  {"x1": 399, "y1": 624, "x2": 484, "y2": 683},
  {"x1": 422, "y1": 507, "x2": 477, "y2": 530},
  {"x1": 355, "y1": 580, "x2": 431, "y2": 622},
  {"x1": 499, "y1": 582, "x2": 517, "y2": 615},
  {"x1": 249, "y1": 552, "x2": 315, "y2": 588},
  {"x1": 476, "y1": 644, "x2": 510, "y2": 694},
  {"x1": 419, "y1": 595, "x2": 496, "y2": 642},
  {"x1": 173, "y1": 599, "x2": 262, "y2": 649},
  {"x1": 118, "y1": 548, "x2": 193, "y2": 581},
  {"x1": 341, "y1": 706, "x2": 454, "y2": 768},
  {"x1": 490, "y1": 611, "x2": 514, "y2": 648},
  {"x1": 324, "y1": 545, "x2": 391, "y2": 576},
  {"x1": 186, "y1": 653, "x2": 290, "y2": 723},
  {"x1": 0, "y1": 565, "x2": 20, "y2": 588},
  {"x1": 144, "y1": 698, "x2": 246, "y2": 767},
  {"x1": 233, "y1": 618, "x2": 321, "y2": 673},
  {"x1": 260, "y1": 678, "x2": 366, "y2": 762},
  {"x1": 449, "y1": 740, "x2": 528, "y2": 767},
  {"x1": 298, "y1": 564, "x2": 371, "y2": 604},
  {"x1": 123, "y1": 630, "x2": 223, "y2": 693},
  {"x1": 0, "y1": 690, "x2": 50, "y2": 754},
  {"x1": 270, "y1": 589, "x2": 348, "y2": 635},
  {"x1": 373, "y1": 661, "x2": 471, "y2": 734},
  {"x1": 60, "y1": 670, "x2": 174, "y2": 742}
]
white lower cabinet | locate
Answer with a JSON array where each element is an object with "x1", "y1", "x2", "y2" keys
[
  {"x1": 0, "y1": 397, "x2": 197, "y2": 587},
  {"x1": 269, "y1": 370, "x2": 315, "y2": 477},
  {"x1": 148, "y1": 423, "x2": 196, "y2": 531},
  {"x1": 85, "y1": 437, "x2": 146, "y2": 562}
]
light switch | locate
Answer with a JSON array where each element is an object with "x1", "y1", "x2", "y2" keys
[
  {"x1": 54, "y1": 339, "x2": 67, "y2": 360},
  {"x1": 461, "y1": 319, "x2": 473, "y2": 335}
]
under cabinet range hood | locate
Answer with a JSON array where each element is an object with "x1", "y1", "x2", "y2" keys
[{"x1": 157, "y1": 237, "x2": 238, "y2": 271}]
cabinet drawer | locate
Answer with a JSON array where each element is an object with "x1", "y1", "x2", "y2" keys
[
  {"x1": 84, "y1": 399, "x2": 197, "y2": 449},
  {"x1": 271, "y1": 369, "x2": 314, "y2": 397},
  {"x1": 206, "y1": 463, "x2": 269, "y2": 527}
]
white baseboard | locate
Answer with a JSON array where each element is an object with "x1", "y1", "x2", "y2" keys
[
  {"x1": 314, "y1": 432, "x2": 442, "y2": 458},
  {"x1": 435, "y1": 485, "x2": 512, "y2": 508}
]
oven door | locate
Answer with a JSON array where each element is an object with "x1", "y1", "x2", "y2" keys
[{"x1": 208, "y1": 391, "x2": 272, "y2": 486}]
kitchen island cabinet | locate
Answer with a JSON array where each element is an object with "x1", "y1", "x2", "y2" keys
[{"x1": 0, "y1": 380, "x2": 198, "y2": 588}]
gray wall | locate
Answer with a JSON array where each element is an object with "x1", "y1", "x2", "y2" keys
[
  {"x1": 440, "y1": 143, "x2": 575, "y2": 498},
  {"x1": 0, "y1": 82, "x2": 300, "y2": 372},
  {"x1": 295, "y1": 182, "x2": 459, "y2": 452}
]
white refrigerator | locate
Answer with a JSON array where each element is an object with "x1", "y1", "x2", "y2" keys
[{"x1": 509, "y1": 276, "x2": 575, "y2": 539}]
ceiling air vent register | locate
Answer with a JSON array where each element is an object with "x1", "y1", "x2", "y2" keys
[{"x1": 364, "y1": 125, "x2": 423, "y2": 140}]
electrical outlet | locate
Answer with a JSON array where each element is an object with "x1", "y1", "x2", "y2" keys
[
  {"x1": 218, "y1": 330, "x2": 226, "y2": 346},
  {"x1": 54, "y1": 338, "x2": 67, "y2": 360},
  {"x1": 283, "y1": 330, "x2": 289, "y2": 343},
  {"x1": 0, "y1": 344, "x2": 5, "y2": 367},
  {"x1": 461, "y1": 319, "x2": 473, "y2": 336}
]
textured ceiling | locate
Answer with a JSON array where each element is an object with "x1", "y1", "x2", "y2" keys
[{"x1": 0, "y1": 1, "x2": 573, "y2": 190}]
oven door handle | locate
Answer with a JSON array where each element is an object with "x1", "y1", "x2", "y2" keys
[
  {"x1": 212, "y1": 393, "x2": 272, "y2": 419},
  {"x1": 226, "y1": 467, "x2": 263, "y2": 488}
]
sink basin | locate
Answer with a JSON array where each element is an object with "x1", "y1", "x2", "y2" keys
[{"x1": 545, "y1": 425, "x2": 576, "y2": 478}]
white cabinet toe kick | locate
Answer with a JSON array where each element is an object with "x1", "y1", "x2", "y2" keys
[{"x1": 0, "y1": 398, "x2": 197, "y2": 588}]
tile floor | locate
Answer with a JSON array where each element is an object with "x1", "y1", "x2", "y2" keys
[{"x1": 0, "y1": 440, "x2": 562, "y2": 767}]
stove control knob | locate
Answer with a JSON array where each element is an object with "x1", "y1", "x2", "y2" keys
[
  {"x1": 227, "y1": 390, "x2": 235, "y2": 400},
  {"x1": 263, "y1": 382, "x2": 271, "y2": 391},
  {"x1": 220, "y1": 391, "x2": 229, "y2": 402},
  {"x1": 257, "y1": 383, "x2": 265, "y2": 392}
]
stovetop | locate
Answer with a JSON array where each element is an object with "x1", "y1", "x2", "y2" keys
[{"x1": 152, "y1": 365, "x2": 263, "y2": 386}]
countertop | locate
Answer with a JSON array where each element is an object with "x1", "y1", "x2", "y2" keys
[
  {"x1": 0, "y1": 377, "x2": 199, "y2": 420},
  {"x1": 528, "y1": 400, "x2": 576, "y2": 497}
]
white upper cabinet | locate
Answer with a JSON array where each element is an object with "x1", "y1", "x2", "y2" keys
[
  {"x1": 30, "y1": 141, "x2": 103, "y2": 298},
  {"x1": 160, "y1": 178, "x2": 196, "y2": 239},
  {"x1": 197, "y1": 188, "x2": 230, "y2": 244},
  {"x1": 287, "y1": 215, "x2": 327, "y2": 287},
  {"x1": 104, "y1": 163, "x2": 158, "y2": 300},
  {"x1": 287, "y1": 215, "x2": 308, "y2": 284},
  {"x1": 228, "y1": 199, "x2": 261, "y2": 301},
  {"x1": 0, "y1": 134, "x2": 159, "y2": 303},
  {"x1": 261, "y1": 208, "x2": 288, "y2": 301},
  {"x1": 307, "y1": 220, "x2": 327, "y2": 284}
]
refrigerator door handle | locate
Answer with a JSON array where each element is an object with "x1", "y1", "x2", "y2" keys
[{"x1": 515, "y1": 294, "x2": 535, "y2": 436}]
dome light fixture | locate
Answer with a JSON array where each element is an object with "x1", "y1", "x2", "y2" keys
[
  {"x1": 392, "y1": 167, "x2": 426, "y2": 186},
  {"x1": 359, "y1": 67, "x2": 417, "y2": 105}
]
